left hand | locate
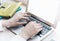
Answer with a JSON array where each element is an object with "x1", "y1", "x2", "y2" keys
[{"x1": 2, "y1": 12, "x2": 29, "y2": 28}]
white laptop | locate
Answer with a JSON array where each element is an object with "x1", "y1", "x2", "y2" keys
[{"x1": 7, "y1": 0, "x2": 59, "y2": 41}]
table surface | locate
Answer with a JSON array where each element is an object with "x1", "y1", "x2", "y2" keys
[{"x1": 53, "y1": 21, "x2": 60, "y2": 41}]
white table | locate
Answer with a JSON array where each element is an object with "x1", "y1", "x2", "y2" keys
[
  {"x1": 53, "y1": 21, "x2": 60, "y2": 41},
  {"x1": 0, "y1": 29, "x2": 15, "y2": 41},
  {"x1": 0, "y1": 0, "x2": 60, "y2": 41}
]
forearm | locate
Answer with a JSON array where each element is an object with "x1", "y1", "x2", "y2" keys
[
  {"x1": 2, "y1": 19, "x2": 10, "y2": 28},
  {"x1": 0, "y1": 20, "x2": 6, "y2": 31}
]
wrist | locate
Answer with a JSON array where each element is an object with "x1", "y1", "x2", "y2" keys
[{"x1": 2, "y1": 20, "x2": 10, "y2": 28}]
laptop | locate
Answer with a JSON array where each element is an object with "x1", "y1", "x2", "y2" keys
[{"x1": 7, "y1": 0, "x2": 59, "y2": 41}]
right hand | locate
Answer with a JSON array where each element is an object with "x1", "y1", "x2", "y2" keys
[{"x1": 19, "y1": 21, "x2": 42, "y2": 40}]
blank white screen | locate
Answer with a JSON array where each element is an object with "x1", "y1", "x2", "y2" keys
[{"x1": 28, "y1": 0, "x2": 58, "y2": 24}]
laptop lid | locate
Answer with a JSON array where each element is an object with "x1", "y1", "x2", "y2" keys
[{"x1": 27, "y1": 0, "x2": 59, "y2": 28}]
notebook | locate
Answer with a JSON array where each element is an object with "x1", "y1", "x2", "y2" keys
[{"x1": 0, "y1": 2, "x2": 22, "y2": 18}]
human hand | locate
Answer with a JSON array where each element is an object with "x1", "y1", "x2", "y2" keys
[
  {"x1": 2, "y1": 12, "x2": 29, "y2": 28},
  {"x1": 19, "y1": 21, "x2": 42, "y2": 40}
]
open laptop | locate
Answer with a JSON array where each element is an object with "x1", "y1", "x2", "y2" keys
[{"x1": 7, "y1": 0, "x2": 59, "y2": 41}]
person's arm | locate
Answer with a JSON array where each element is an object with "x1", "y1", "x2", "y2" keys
[{"x1": 0, "y1": 20, "x2": 5, "y2": 31}]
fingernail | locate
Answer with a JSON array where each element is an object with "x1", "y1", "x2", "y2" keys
[
  {"x1": 35, "y1": 25, "x2": 43, "y2": 29},
  {"x1": 38, "y1": 28, "x2": 42, "y2": 31},
  {"x1": 23, "y1": 22, "x2": 27, "y2": 23}
]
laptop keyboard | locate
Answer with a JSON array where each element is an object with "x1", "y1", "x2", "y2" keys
[{"x1": 28, "y1": 16, "x2": 52, "y2": 37}]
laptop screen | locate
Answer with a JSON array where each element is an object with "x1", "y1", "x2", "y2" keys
[{"x1": 27, "y1": 0, "x2": 58, "y2": 25}]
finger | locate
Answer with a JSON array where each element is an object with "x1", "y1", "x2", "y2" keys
[
  {"x1": 30, "y1": 28, "x2": 42, "y2": 38},
  {"x1": 21, "y1": 17, "x2": 30, "y2": 21},
  {"x1": 30, "y1": 21, "x2": 42, "y2": 27},
  {"x1": 23, "y1": 12, "x2": 30, "y2": 17},
  {"x1": 37, "y1": 28, "x2": 42, "y2": 32},
  {"x1": 17, "y1": 22, "x2": 27, "y2": 25},
  {"x1": 24, "y1": 14, "x2": 30, "y2": 17},
  {"x1": 35, "y1": 24, "x2": 43, "y2": 29},
  {"x1": 20, "y1": 12, "x2": 28, "y2": 16},
  {"x1": 29, "y1": 21, "x2": 36, "y2": 24}
]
